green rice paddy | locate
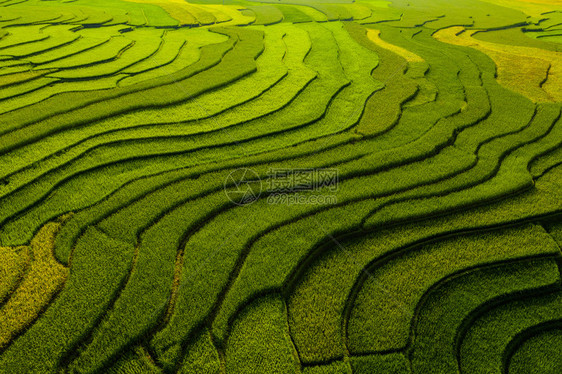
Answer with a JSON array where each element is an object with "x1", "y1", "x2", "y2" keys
[{"x1": 0, "y1": 0, "x2": 561, "y2": 373}]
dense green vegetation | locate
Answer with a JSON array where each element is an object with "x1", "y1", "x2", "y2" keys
[{"x1": 0, "y1": 0, "x2": 561, "y2": 373}]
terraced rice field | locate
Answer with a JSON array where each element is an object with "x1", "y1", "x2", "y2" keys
[{"x1": 0, "y1": 0, "x2": 561, "y2": 373}]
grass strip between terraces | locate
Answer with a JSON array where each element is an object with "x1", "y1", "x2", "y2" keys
[
  {"x1": 0, "y1": 243, "x2": 29, "y2": 305},
  {"x1": 0, "y1": 26, "x2": 237, "y2": 144},
  {"x1": 26, "y1": 34, "x2": 112, "y2": 66},
  {"x1": 0, "y1": 74, "x2": 127, "y2": 115},
  {"x1": 49, "y1": 131, "x2": 459, "y2": 369},
  {"x1": 0, "y1": 69, "x2": 50, "y2": 89},
  {"x1": 359, "y1": 38, "x2": 557, "y2": 226},
  {"x1": 282, "y1": 31, "x2": 496, "y2": 357},
  {"x1": 45, "y1": 29, "x2": 164, "y2": 80},
  {"x1": 347, "y1": 224, "x2": 561, "y2": 354},
  {"x1": 287, "y1": 163, "x2": 562, "y2": 365},
  {"x1": 66, "y1": 191, "x2": 228, "y2": 372},
  {"x1": 35, "y1": 35, "x2": 134, "y2": 71},
  {"x1": 0, "y1": 226, "x2": 135, "y2": 373},
  {"x1": 277, "y1": 5, "x2": 312, "y2": 23},
  {"x1": 434, "y1": 26, "x2": 562, "y2": 102},
  {"x1": 508, "y1": 328, "x2": 562, "y2": 374},
  {"x1": 0, "y1": 23, "x2": 295, "y2": 247},
  {"x1": 0, "y1": 27, "x2": 294, "y2": 197},
  {"x1": 53, "y1": 35, "x2": 490, "y2": 362},
  {"x1": 347, "y1": 23, "x2": 419, "y2": 137},
  {"x1": 247, "y1": 5, "x2": 284, "y2": 25},
  {"x1": 0, "y1": 25, "x2": 49, "y2": 51},
  {"x1": 105, "y1": 345, "x2": 162, "y2": 374},
  {"x1": 11, "y1": 26, "x2": 314, "y2": 263},
  {"x1": 177, "y1": 328, "x2": 220, "y2": 374},
  {"x1": 224, "y1": 295, "x2": 300, "y2": 374},
  {"x1": 410, "y1": 258, "x2": 561, "y2": 374},
  {"x1": 0, "y1": 28, "x2": 264, "y2": 233},
  {"x1": 0, "y1": 24, "x2": 80, "y2": 58},
  {"x1": 459, "y1": 290, "x2": 562, "y2": 374},
  {"x1": 362, "y1": 103, "x2": 562, "y2": 230},
  {"x1": 530, "y1": 143, "x2": 562, "y2": 178},
  {"x1": 0, "y1": 23, "x2": 330, "y2": 247},
  {"x1": 65, "y1": 22, "x2": 365, "y2": 368},
  {"x1": 143, "y1": 20, "x2": 375, "y2": 358},
  {"x1": 0, "y1": 220, "x2": 69, "y2": 350},
  {"x1": 0, "y1": 6, "x2": 560, "y2": 371},
  {"x1": 53, "y1": 21, "x2": 552, "y2": 370},
  {"x1": 0, "y1": 77, "x2": 57, "y2": 101},
  {"x1": 120, "y1": 29, "x2": 187, "y2": 75}
]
